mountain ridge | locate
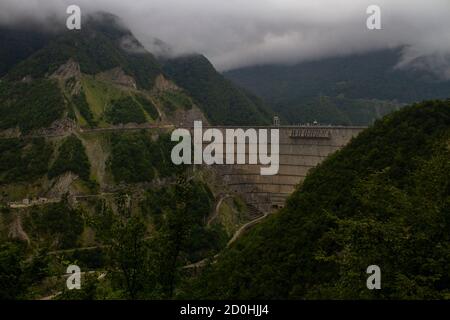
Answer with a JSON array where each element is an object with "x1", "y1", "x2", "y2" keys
[
  {"x1": 224, "y1": 48, "x2": 450, "y2": 125},
  {"x1": 0, "y1": 12, "x2": 272, "y2": 130}
]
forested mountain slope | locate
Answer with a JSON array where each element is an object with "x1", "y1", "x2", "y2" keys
[
  {"x1": 0, "y1": 13, "x2": 272, "y2": 129},
  {"x1": 189, "y1": 100, "x2": 450, "y2": 299},
  {"x1": 0, "y1": 13, "x2": 261, "y2": 300},
  {"x1": 163, "y1": 54, "x2": 272, "y2": 125},
  {"x1": 225, "y1": 49, "x2": 450, "y2": 125}
]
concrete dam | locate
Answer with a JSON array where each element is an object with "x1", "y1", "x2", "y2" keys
[{"x1": 208, "y1": 125, "x2": 367, "y2": 214}]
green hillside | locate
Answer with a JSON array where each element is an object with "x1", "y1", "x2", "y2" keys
[
  {"x1": 163, "y1": 54, "x2": 272, "y2": 125},
  {"x1": 0, "y1": 14, "x2": 167, "y2": 135},
  {"x1": 0, "y1": 15, "x2": 255, "y2": 301},
  {"x1": 0, "y1": 14, "x2": 273, "y2": 130},
  {"x1": 224, "y1": 49, "x2": 450, "y2": 125},
  {"x1": 280, "y1": 95, "x2": 400, "y2": 126},
  {"x1": 189, "y1": 100, "x2": 450, "y2": 299},
  {"x1": 0, "y1": 138, "x2": 52, "y2": 184},
  {"x1": 48, "y1": 135, "x2": 91, "y2": 181},
  {"x1": 0, "y1": 24, "x2": 54, "y2": 77},
  {"x1": 6, "y1": 13, "x2": 161, "y2": 90},
  {"x1": 0, "y1": 79, "x2": 65, "y2": 133}
]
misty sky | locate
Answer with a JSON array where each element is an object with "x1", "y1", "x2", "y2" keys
[{"x1": 1, "y1": 0, "x2": 450, "y2": 73}]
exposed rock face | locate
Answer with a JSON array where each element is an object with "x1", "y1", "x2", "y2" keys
[
  {"x1": 32, "y1": 118, "x2": 78, "y2": 137},
  {"x1": 46, "y1": 172, "x2": 79, "y2": 199},
  {"x1": 96, "y1": 67, "x2": 137, "y2": 89},
  {"x1": 21, "y1": 75, "x2": 33, "y2": 83},
  {"x1": 8, "y1": 214, "x2": 30, "y2": 244},
  {"x1": 169, "y1": 105, "x2": 209, "y2": 127},
  {"x1": 82, "y1": 135, "x2": 110, "y2": 186},
  {"x1": 50, "y1": 59, "x2": 82, "y2": 95},
  {"x1": 0, "y1": 127, "x2": 21, "y2": 139},
  {"x1": 152, "y1": 74, "x2": 179, "y2": 92}
]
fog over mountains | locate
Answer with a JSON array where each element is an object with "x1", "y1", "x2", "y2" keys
[{"x1": 1, "y1": 0, "x2": 450, "y2": 74}]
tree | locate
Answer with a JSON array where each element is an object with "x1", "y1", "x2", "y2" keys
[
  {"x1": 95, "y1": 192, "x2": 156, "y2": 299},
  {"x1": 155, "y1": 175, "x2": 195, "y2": 298},
  {"x1": 109, "y1": 215, "x2": 151, "y2": 299},
  {"x1": 0, "y1": 242, "x2": 26, "y2": 299}
]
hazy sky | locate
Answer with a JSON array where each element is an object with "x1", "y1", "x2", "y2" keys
[{"x1": 1, "y1": 0, "x2": 449, "y2": 73}]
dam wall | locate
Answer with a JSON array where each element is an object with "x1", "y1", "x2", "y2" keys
[{"x1": 203, "y1": 126, "x2": 367, "y2": 213}]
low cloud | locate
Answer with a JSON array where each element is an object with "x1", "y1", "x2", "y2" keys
[{"x1": 1, "y1": 0, "x2": 450, "y2": 74}]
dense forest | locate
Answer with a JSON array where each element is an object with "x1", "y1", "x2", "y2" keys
[
  {"x1": 279, "y1": 96, "x2": 400, "y2": 126},
  {"x1": 6, "y1": 13, "x2": 162, "y2": 90},
  {"x1": 105, "y1": 97, "x2": 147, "y2": 125},
  {"x1": 135, "y1": 94, "x2": 160, "y2": 121},
  {"x1": 72, "y1": 90, "x2": 97, "y2": 127},
  {"x1": 109, "y1": 132, "x2": 183, "y2": 183},
  {"x1": 0, "y1": 138, "x2": 53, "y2": 184},
  {"x1": 0, "y1": 177, "x2": 228, "y2": 300},
  {"x1": 0, "y1": 79, "x2": 65, "y2": 133},
  {"x1": 163, "y1": 54, "x2": 272, "y2": 125},
  {"x1": 48, "y1": 135, "x2": 91, "y2": 181},
  {"x1": 225, "y1": 49, "x2": 450, "y2": 125},
  {"x1": 0, "y1": 13, "x2": 273, "y2": 134},
  {"x1": 0, "y1": 25, "x2": 53, "y2": 77},
  {"x1": 186, "y1": 100, "x2": 450, "y2": 299}
]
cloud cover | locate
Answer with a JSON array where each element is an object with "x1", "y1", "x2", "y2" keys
[{"x1": 0, "y1": 0, "x2": 449, "y2": 72}]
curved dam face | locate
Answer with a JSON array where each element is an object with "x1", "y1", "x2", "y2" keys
[{"x1": 209, "y1": 126, "x2": 367, "y2": 214}]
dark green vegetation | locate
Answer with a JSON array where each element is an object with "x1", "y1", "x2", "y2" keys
[
  {"x1": 0, "y1": 137, "x2": 90, "y2": 247},
  {"x1": 0, "y1": 25, "x2": 53, "y2": 77},
  {"x1": 142, "y1": 181, "x2": 227, "y2": 263},
  {"x1": 190, "y1": 100, "x2": 450, "y2": 299},
  {"x1": 1, "y1": 13, "x2": 272, "y2": 133},
  {"x1": 57, "y1": 177, "x2": 226, "y2": 300},
  {"x1": 72, "y1": 90, "x2": 96, "y2": 127},
  {"x1": 0, "y1": 15, "x2": 164, "y2": 132},
  {"x1": 225, "y1": 49, "x2": 450, "y2": 125},
  {"x1": 0, "y1": 138, "x2": 52, "y2": 184},
  {"x1": 279, "y1": 96, "x2": 400, "y2": 126},
  {"x1": 158, "y1": 91, "x2": 192, "y2": 116},
  {"x1": 163, "y1": 55, "x2": 272, "y2": 125},
  {"x1": 109, "y1": 132, "x2": 182, "y2": 183},
  {"x1": 49, "y1": 135, "x2": 91, "y2": 181},
  {"x1": 0, "y1": 140, "x2": 226, "y2": 300},
  {"x1": 0, "y1": 241, "x2": 49, "y2": 300},
  {"x1": 7, "y1": 13, "x2": 161, "y2": 90},
  {"x1": 0, "y1": 201, "x2": 83, "y2": 299},
  {"x1": 0, "y1": 241, "x2": 29, "y2": 299},
  {"x1": 24, "y1": 200, "x2": 84, "y2": 249},
  {"x1": 0, "y1": 79, "x2": 65, "y2": 133},
  {"x1": 135, "y1": 94, "x2": 160, "y2": 121},
  {"x1": 105, "y1": 96, "x2": 147, "y2": 125}
]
